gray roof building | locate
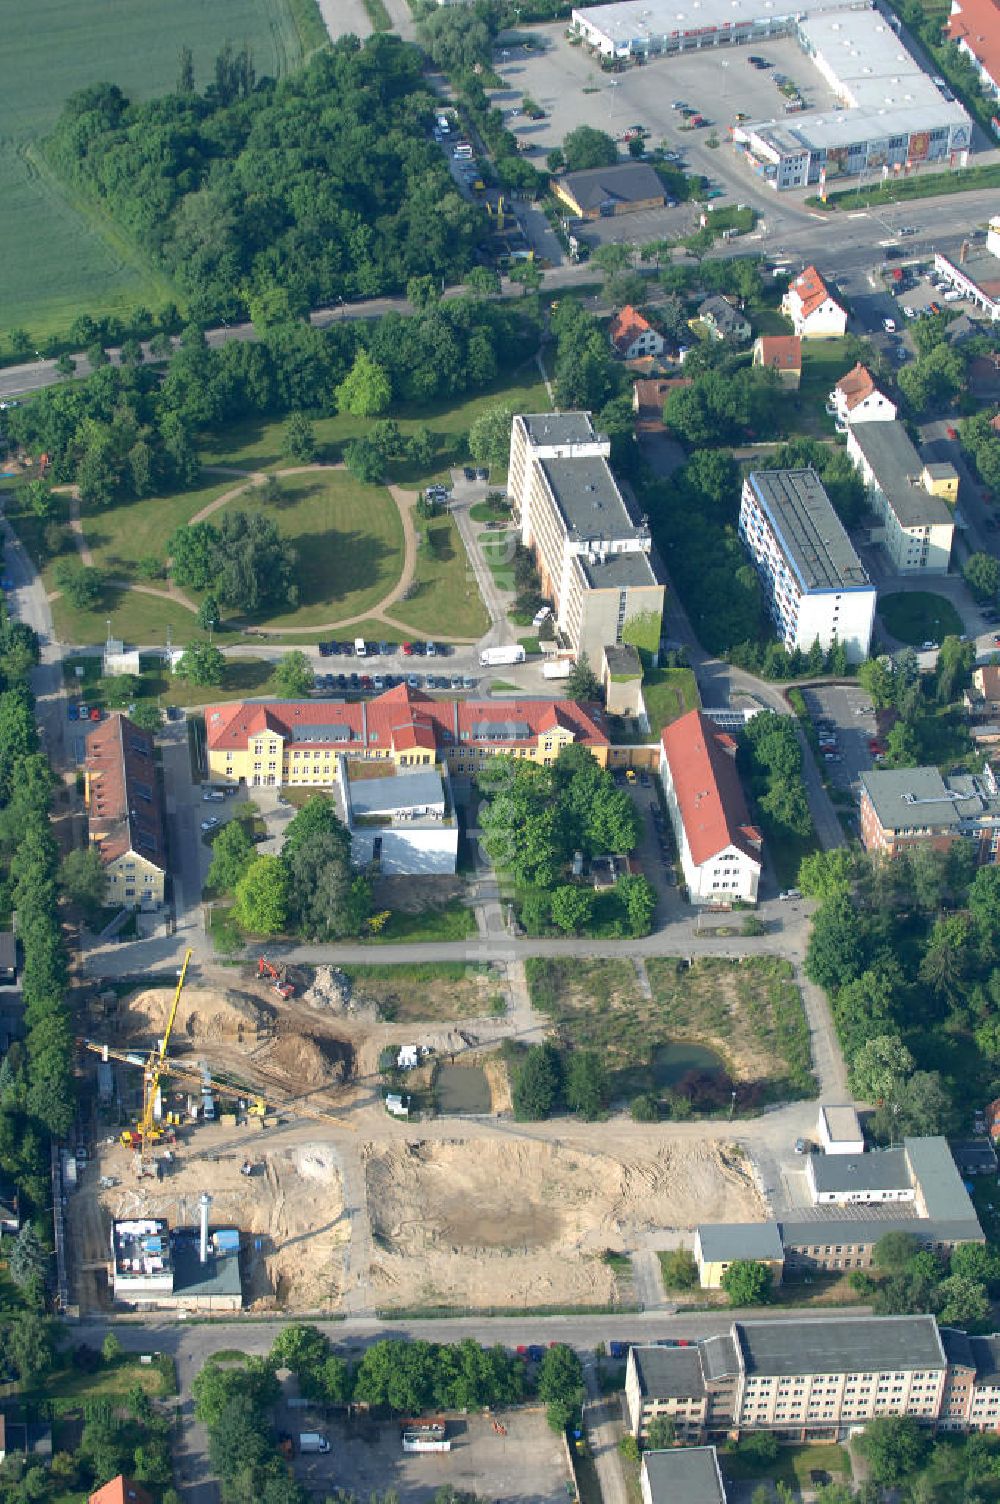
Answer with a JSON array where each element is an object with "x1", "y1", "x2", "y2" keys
[
  {"x1": 860, "y1": 766, "x2": 967, "y2": 832},
  {"x1": 579, "y1": 551, "x2": 660, "y2": 590},
  {"x1": 780, "y1": 1208, "x2": 984, "y2": 1250},
  {"x1": 848, "y1": 422, "x2": 954, "y2": 529},
  {"x1": 522, "y1": 413, "x2": 598, "y2": 447},
  {"x1": 348, "y1": 768, "x2": 445, "y2": 817},
  {"x1": 744, "y1": 470, "x2": 871, "y2": 593},
  {"x1": 696, "y1": 1222, "x2": 784, "y2": 1264},
  {"x1": 631, "y1": 1345, "x2": 708, "y2": 1400},
  {"x1": 971, "y1": 1335, "x2": 1000, "y2": 1385},
  {"x1": 905, "y1": 1136, "x2": 979, "y2": 1220},
  {"x1": 809, "y1": 1148, "x2": 910, "y2": 1196},
  {"x1": 949, "y1": 1138, "x2": 999, "y2": 1176},
  {"x1": 540, "y1": 455, "x2": 646, "y2": 542},
  {"x1": 700, "y1": 1333, "x2": 740, "y2": 1381},
  {"x1": 736, "y1": 1315, "x2": 946, "y2": 1376},
  {"x1": 699, "y1": 296, "x2": 751, "y2": 342},
  {"x1": 558, "y1": 162, "x2": 667, "y2": 215},
  {"x1": 642, "y1": 1446, "x2": 728, "y2": 1504}
]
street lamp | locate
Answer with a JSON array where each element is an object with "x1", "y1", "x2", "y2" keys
[{"x1": 729, "y1": 1089, "x2": 737, "y2": 1120}]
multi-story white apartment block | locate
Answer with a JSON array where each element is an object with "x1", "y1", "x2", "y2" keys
[
  {"x1": 738, "y1": 470, "x2": 876, "y2": 663},
  {"x1": 627, "y1": 1316, "x2": 950, "y2": 1443},
  {"x1": 846, "y1": 421, "x2": 956, "y2": 575},
  {"x1": 508, "y1": 413, "x2": 665, "y2": 663}
]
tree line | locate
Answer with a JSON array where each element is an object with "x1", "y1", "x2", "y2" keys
[
  {"x1": 45, "y1": 38, "x2": 483, "y2": 325},
  {"x1": 801, "y1": 843, "x2": 1000, "y2": 1136},
  {"x1": 5, "y1": 294, "x2": 536, "y2": 527}
]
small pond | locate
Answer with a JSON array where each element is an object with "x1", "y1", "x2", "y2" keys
[
  {"x1": 435, "y1": 1064, "x2": 492, "y2": 1115},
  {"x1": 612, "y1": 1040, "x2": 728, "y2": 1102}
]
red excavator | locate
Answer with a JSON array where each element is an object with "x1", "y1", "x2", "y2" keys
[{"x1": 258, "y1": 955, "x2": 295, "y2": 999}]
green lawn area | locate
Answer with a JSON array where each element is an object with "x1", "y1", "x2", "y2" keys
[
  {"x1": 390, "y1": 512, "x2": 489, "y2": 640},
  {"x1": 797, "y1": 338, "x2": 854, "y2": 404},
  {"x1": 237, "y1": 471, "x2": 405, "y2": 628},
  {"x1": 720, "y1": 1443, "x2": 851, "y2": 1490},
  {"x1": 81, "y1": 479, "x2": 232, "y2": 577},
  {"x1": 764, "y1": 820, "x2": 820, "y2": 891},
  {"x1": 752, "y1": 307, "x2": 795, "y2": 336},
  {"x1": 199, "y1": 372, "x2": 551, "y2": 487},
  {"x1": 481, "y1": 532, "x2": 517, "y2": 591},
  {"x1": 642, "y1": 667, "x2": 700, "y2": 735},
  {"x1": 51, "y1": 583, "x2": 204, "y2": 650},
  {"x1": 0, "y1": 0, "x2": 312, "y2": 344},
  {"x1": 878, "y1": 590, "x2": 964, "y2": 646},
  {"x1": 364, "y1": 898, "x2": 477, "y2": 944}
]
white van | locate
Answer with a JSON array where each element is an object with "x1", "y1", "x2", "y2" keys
[
  {"x1": 436, "y1": 114, "x2": 451, "y2": 134},
  {"x1": 943, "y1": 289, "x2": 963, "y2": 302},
  {"x1": 354, "y1": 637, "x2": 367, "y2": 657},
  {"x1": 453, "y1": 144, "x2": 473, "y2": 160}
]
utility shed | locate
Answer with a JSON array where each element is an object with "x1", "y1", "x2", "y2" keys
[
  {"x1": 817, "y1": 1103, "x2": 864, "y2": 1155},
  {"x1": 641, "y1": 1446, "x2": 728, "y2": 1504}
]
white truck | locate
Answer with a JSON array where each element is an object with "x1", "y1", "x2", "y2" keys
[
  {"x1": 542, "y1": 658, "x2": 574, "y2": 680},
  {"x1": 479, "y1": 644, "x2": 525, "y2": 668},
  {"x1": 402, "y1": 1434, "x2": 451, "y2": 1453},
  {"x1": 299, "y1": 1433, "x2": 331, "y2": 1454}
]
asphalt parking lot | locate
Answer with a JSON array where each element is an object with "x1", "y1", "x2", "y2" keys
[
  {"x1": 800, "y1": 683, "x2": 878, "y2": 799},
  {"x1": 493, "y1": 28, "x2": 841, "y2": 220},
  {"x1": 292, "y1": 1408, "x2": 571, "y2": 1504}
]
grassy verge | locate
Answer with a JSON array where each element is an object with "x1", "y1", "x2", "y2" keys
[
  {"x1": 645, "y1": 955, "x2": 816, "y2": 1102},
  {"x1": 341, "y1": 960, "x2": 499, "y2": 1021},
  {"x1": 816, "y1": 160, "x2": 1000, "y2": 208},
  {"x1": 642, "y1": 667, "x2": 700, "y2": 735},
  {"x1": 878, "y1": 590, "x2": 963, "y2": 646},
  {"x1": 390, "y1": 512, "x2": 490, "y2": 639},
  {"x1": 720, "y1": 1442, "x2": 852, "y2": 1489},
  {"x1": 362, "y1": 0, "x2": 392, "y2": 27},
  {"x1": 364, "y1": 898, "x2": 477, "y2": 944}
]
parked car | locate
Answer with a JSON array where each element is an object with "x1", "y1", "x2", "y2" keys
[
  {"x1": 402, "y1": 641, "x2": 413, "y2": 655},
  {"x1": 67, "y1": 703, "x2": 79, "y2": 720},
  {"x1": 200, "y1": 816, "x2": 221, "y2": 832}
]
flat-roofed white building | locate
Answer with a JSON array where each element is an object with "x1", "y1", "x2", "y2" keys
[
  {"x1": 507, "y1": 412, "x2": 664, "y2": 663},
  {"x1": 846, "y1": 422, "x2": 955, "y2": 575},
  {"x1": 817, "y1": 1103, "x2": 864, "y2": 1155},
  {"x1": 738, "y1": 470, "x2": 876, "y2": 662}
]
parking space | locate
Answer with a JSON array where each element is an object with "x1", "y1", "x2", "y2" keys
[
  {"x1": 625, "y1": 778, "x2": 683, "y2": 918},
  {"x1": 292, "y1": 1408, "x2": 571, "y2": 1504},
  {"x1": 493, "y1": 28, "x2": 841, "y2": 217},
  {"x1": 799, "y1": 683, "x2": 879, "y2": 797}
]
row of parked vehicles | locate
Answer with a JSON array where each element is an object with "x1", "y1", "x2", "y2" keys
[
  {"x1": 314, "y1": 671, "x2": 477, "y2": 694},
  {"x1": 318, "y1": 638, "x2": 447, "y2": 658}
]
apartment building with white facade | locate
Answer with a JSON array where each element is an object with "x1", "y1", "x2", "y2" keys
[
  {"x1": 846, "y1": 421, "x2": 956, "y2": 575},
  {"x1": 738, "y1": 470, "x2": 875, "y2": 662},
  {"x1": 828, "y1": 363, "x2": 897, "y2": 428},
  {"x1": 507, "y1": 413, "x2": 664, "y2": 662}
]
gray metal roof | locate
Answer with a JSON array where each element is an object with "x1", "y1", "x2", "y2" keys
[
  {"x1": 172, "y1": 1233, "x2": 242, "y2": 1299},
  {"x1": 522, "y1": 413, "x2": 597, "y2": 447},
  {"x1": 941, "y1": 1325, "x2": 975, "y2": 1371},
  {"x1": 560, "y1": 162, "x2": 667, "y2": 213},
  {"x1": 700, "y1": 1333, "x2": 741, "y2": 1382},
  {"x1": 949, "y1": 1138, "x2": 999, "y2": 1175},
  {"x1": 860, "y1": 767, "x2": 964, "y2": 832},
  {"x1": 737, "y1": 1315, "x2": 945, "y2": 1376},
  {"x1": 292, "y1": 721, "x2": 352, "y2": 744},
  {"x1": 971, "y1": 1335, "x2": 1000, "y2": 1385},
  {"x1": 469, "y1": 719, "x2": 531, "y2": 741},
  {"x1": 643, "y1": 1447, "x2": 727, "y2": 1504},
  {"x1": 541, "y1": 454, "x2": 642, "y2": 542},
  {"x1": 578, "y1": 550, "x2": 659, "y2": 591},
  {"x1": 905, "y1": 1136, "x2": 979, "y2": 1222},
  {"x1": 699, "y1": 296, "x2": 750, "y2": 337},
  {"x1": 349, "y1": 768, "x2": 444, "y2": 816},
  {"x1": 849, "y1": 422, "x2": 953, "y2": 529},
  {"x1": 697, "y1": 1222, "x2": 784, "y2": 1264},
  {"x1": 747, "y1": 470, "x2": 871, "y2": 593},
  {"x1": 809, "y1": 1148, "x2": 909, "y2": 1196},
  {"x1": 780, "y1": 1211, "x2": 984, "y2": 1249},
  {"x1": 572, "y1": 0, "x2": 848, "y2": 45},
  {"x1": 632, "y1": 1345, "x2": 706, "y2": 1400}
]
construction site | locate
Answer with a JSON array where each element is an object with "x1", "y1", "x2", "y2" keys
[{"x1": 66, "y1": 954, "x2": 768, "y2": 1317}]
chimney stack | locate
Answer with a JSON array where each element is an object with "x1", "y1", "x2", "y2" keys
[{"x1": 199, "y1": 1193, "x2": 212, "y2": 1264}]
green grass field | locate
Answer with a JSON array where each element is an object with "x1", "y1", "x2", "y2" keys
[
  {"x1": 878, "y1": 590, "x2": 964, "y2": 646},
  {"x1": 0, "y1": 0, "x2": 315, "y2": 344},
  {"x1": 82, "y1": 480, "x2": 233, "y2": 576},
  {"x1": 642, "y1": 667, "x2": 700, "y2": 735},
  {"x1": 391, "y1": 513, "x2": 490, "y2": 640}
]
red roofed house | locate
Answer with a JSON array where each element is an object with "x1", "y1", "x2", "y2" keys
[
  {"x1": 828, "y1": 363, "x2": 897, "y2": 428},
  {"x1": 659, "y1": 710, "x2": 763, "y2": 905},
  {"x1": 752, "y1": 334, "x2": 802, "y2": 390},
  {"x1": 84, "y1": 713, "x2": 166, "y2": 909},
  {"x1": 89, "y1": 1480, "x2": 153, "y2": 1504},
  {"x1": 609, "y1": 305, "x2": 665, "y2": 360},
  {"x1": 947, "y1": 0, "x2": 1000, "y2": 99},
  {"x1": 205, "y1": 684, "x2": 612, "y2": 788},
  {"x1": 781, "y1": 265, "x2": 847, "y2": 339}
]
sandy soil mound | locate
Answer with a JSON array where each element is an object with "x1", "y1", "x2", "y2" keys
[
  {"x1": 363, "y1": 1138, "x2": 762, "y2": 1310},
  {"x1": 124, "y1": 985, "x2": 274, "y2": 1047},
  {"x1": 264, "y1": 1029, "x2": 353, "y2": 1089}
]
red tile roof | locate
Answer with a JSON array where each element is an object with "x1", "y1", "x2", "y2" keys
[
  {"x1": 835, "y1": 362, "x2": 878, "y2": 412},
  {"x1": 205, "y1": 686, "x2": 610, "y2": 757},
  {"x1": 788, "y1": 265, "x2": 838, "y2": 320},
  {"x1": 85, "y1": 714, "x2": 166, "y2": 871},
  {"x1": 947, "y1": 0, "x2": 1000, "y2": 88},
  {"x1": 609, "y1": 304, "x2": 653, "y2": 353},
  {"x1": 661, "y1": 710, "x2": 762, "y2": 868},
  {"x1": 755, "y1": 335, "x2": 801, "y2": 372},
  {"x1": 89, "y1": 1480, "x2": 154, "y2": 1504}
]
